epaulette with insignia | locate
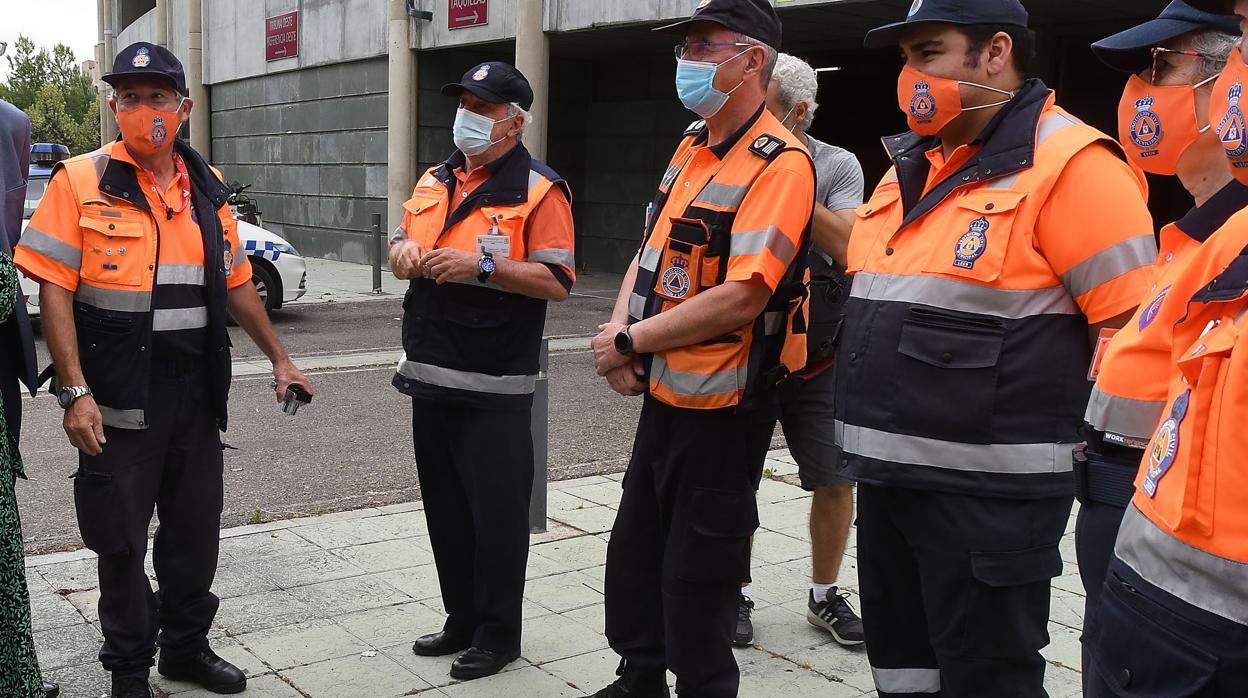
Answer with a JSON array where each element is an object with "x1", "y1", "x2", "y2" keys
[
  {"x1": 749, "y1": 134, "x2": 787, "y2": 160},
  {"x1": 684, "y1": 120, "x2": 706, "y2": 136}
]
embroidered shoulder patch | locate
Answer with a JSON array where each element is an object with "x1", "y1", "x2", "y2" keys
[
  {"x1": 749, "y1": 134, "x2": 787, "y2": 160},
  {"x1": 684, "y1": 119, "x2": 706, "y2": 136}
]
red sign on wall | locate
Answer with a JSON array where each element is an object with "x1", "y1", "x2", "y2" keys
[
  {"x1": 448, "y1": 0, "x2": 489, "y2": 30},
  {"x1": 265, "y1": 11, "x2": 299, "y2": 62}
]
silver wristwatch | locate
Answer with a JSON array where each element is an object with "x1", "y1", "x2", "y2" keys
[{"x1": 57, "y1": 386, "x2": 92, "y2": 410}]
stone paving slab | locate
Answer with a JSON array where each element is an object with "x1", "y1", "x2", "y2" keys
[{"x1": 26, "y1": 448, "x2": 1086, "y2": 697}]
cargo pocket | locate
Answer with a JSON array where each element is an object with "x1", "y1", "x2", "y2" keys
[
  {"x1": 675, "y1": 487, "x2": 759, "y2": 583},
  {"x1": 960, "y1": 544, "x2": 1063, "y2": 659},
  {"x1": 71, "y1": 469, "x2": 130, "y2": 556},
  {"x1": 1088, "y1": 573, "x2": 1217, "y2": 697}
]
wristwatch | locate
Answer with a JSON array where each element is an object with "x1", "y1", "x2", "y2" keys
[
  {"x1": 478, "y1": 252, "x2": 497, "y2": 284},
  {"x1": 57, "y1": 385, "x2": 92, "y2": 410},
  {"x1": 614, "y1": 326, "x2": 635, "y2": 355}
]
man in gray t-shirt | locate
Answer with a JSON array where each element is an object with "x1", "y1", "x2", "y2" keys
[{"x1": 733, "y1": 53, "x2": 867, "y2": 650}]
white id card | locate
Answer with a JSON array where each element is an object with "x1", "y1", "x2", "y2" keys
[{"x1": 477, "y1": 233, "x2": 511, "y2": 257}]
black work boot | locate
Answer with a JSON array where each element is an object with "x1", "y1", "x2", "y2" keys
[
  {"x1": 733, "y1": 594, "x2": 756, "y2": 647},
  {"x1": 588, "y1": 659, "x2": 670, "y2": 697},
  {"x1": 157, "y1": 648, "x2": 247, "y2": 694},
  {"x1": 111, "y1": 675, "x2": 153, "y2": 698}
]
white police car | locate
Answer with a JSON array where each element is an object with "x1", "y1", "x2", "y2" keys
[{"x1": 19, "y1": 145, "x2": 306, "y2": 316}]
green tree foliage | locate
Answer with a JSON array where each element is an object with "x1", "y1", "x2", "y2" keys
[{"x1": 0, "y1": 36, "x2": 101, "y2": 154}]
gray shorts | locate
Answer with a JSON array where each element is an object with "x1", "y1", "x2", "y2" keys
[{"x1": 778, "y1": 365, "x2": 854, "y2": 491}]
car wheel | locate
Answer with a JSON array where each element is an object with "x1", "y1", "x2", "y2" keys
[{"x1": 251, "y1": 261, "x2": 281, "y2": 313}]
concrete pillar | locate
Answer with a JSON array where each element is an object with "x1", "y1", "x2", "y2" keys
[
  {"x1": 386, "y1": 0, "x2": 418, "y2": 236},
  {"x1": 515, "y1": 0, "x2": 550, "y2": 160},
  {"x1": 155, "y1": 0, "x2": 169, "y2": 48},
  {"x1": 187, "y1": 0, "x2": 211, "y2": 159},
  {"x1": 99, "y1": 0, "x2": 119, "y2": 144}
]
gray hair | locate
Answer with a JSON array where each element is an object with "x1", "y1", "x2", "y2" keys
[
  {"x1": 508, "y1": 103, "x2": 531, "y2": 137},
  {"x1": 1189, "y1": 30, "x2": 1239, "y2": 80},
  {"x1": 771, "y1": 53, "x2": 820, "y2": 131},
  {"x1": 735, "y1": 33, "x2": 778, "y2": 85}
]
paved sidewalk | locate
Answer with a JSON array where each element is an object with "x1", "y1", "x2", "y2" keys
[{"x1": 27, "y1": 449, "x2": 1086, "y2": 697}]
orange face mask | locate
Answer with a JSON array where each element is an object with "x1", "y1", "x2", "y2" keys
[
  {"x1": 116, "y1": 102, "x2": 182, "y2": 158},
  {"x1": 1117, "y1": 73, "x2": 1215, "y2": 176},
  {"x1": 896, "y1": 64, "x2": 1015, "y2": 136},
  {"x1": 1209, "y1": 48, "x2": 1248, "y2": 184}
]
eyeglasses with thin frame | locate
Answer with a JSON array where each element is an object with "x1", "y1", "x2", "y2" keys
[
  {"x1": 1149, "y1": 46, "x2": 1219, "y2": 85},
  {"x1": 674, "y1": 41, "x2": 754, "y2": 61}
]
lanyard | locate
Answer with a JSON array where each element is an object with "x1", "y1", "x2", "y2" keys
[{"x1": 140, "y1": 152, "x2": 193, "y2": 220}]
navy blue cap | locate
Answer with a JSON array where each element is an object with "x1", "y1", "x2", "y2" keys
[
  {"x1": 864, "y1": 0, "x2": 1029, "y2": 48},
  {"x1": 653, "y1": 0, "x2": 783, "y2": 51},
  {"x1": 1183, "y1": 0, "x2": 1234, "y2": 14},
  {"x1": 1092, "y1": 2, "x2": 1242, "y2": 73},
  {"x1": 441, "y1": 62, "x2": 534, "y2": 111},
  {"x1": 103, "y1": 42, "x2": 187, "y2": 96}
]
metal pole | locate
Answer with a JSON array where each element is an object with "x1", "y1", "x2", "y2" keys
[
  {"x1": 187, "y1": 0, "x2": 211, "y2": 160},
  {"x1": 387, "y1": 0, "x2": 417, "y2": 241},
  {"x1": 529, "y1": 338, "x2": 549, "y2": 533},
  {"x1": 371, "y1": 213, "x2": 383, "y2": 295}
]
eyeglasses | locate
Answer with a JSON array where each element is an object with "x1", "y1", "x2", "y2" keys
[
  {"x1": 674, "y1": 41, "x2": 754, "y2": 61},
  {"x1": 1149, "y1": 46, "x2": 1219, "y2": 85}
]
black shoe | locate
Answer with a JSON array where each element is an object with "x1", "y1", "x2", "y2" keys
[
  {"x1": 733, "y1": 594, "x2": 755, "y2": 647},
  {"x1": 449, "y1": 646, "x2": 521, "y2": 681},
  {"x1": 588, "y1": 660, "x2": 670, "y2": 697},
  {"x1": 157, "y1": 648, "x2": 247, "y2": 694},
  {"x1": 111, "y1": 676, "x2": 153, "y2": 698},
  {"x1": 412, "y1": 630, "x2": 473, "y2": 657},
  {"x1": 806, "y1": 588, "x2": 866, "y2": 646},
  {"x1": 42, "y1": 680, "x2": 59, "y2": 698}
]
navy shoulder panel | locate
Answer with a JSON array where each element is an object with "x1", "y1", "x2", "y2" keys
[
  {"x1": 749, "y1": 133, "x2": 788, "y2": 161},
  {"x1": 530, "y1": 159, "x2": 572, "y2": 200}
]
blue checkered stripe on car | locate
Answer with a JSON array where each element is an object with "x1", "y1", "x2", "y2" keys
[{"x1": 245, "y1": 239, "x2": 282, "y2": 262}]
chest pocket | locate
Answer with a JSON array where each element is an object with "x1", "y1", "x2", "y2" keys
[
  {"x1": 79, "y1": 214, "x2": 149, "y2": 287},
  {"x1": 476, "y1": 207, "x2": 527, "y2": 260},
  {"x1": 921, "y1": 189, "x2": 1027, "y2": 284},
  {"x1": 848, "y1": 184, "x2": 901, "y2": 273},
  {"x1": 401, "y1": 194, "x2": 447, "y2": 249}
]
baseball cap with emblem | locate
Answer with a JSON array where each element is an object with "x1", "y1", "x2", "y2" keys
[
  {"x1": 864, "y1": 0, "x2": 1030, "y2": 48},
  {"x1": 441, "y1": 62, "x2": 535, "y2": 110},
  {"x1": 1091, "y1": 1, "x2": 1242, "y2": 73},
  {"x1": 103, "y1": 42, "x2": 188, "y2": 96},
  {"x1": 653, "y1": 0, "x2": 784, "y2": 52},
  {"x1": 1181, "y1": 0, "x2": 1234, "y2": 13}
]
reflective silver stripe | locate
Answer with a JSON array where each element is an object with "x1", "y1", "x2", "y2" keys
[
  {"x1": 1084, "y1": 384, "x2": 1166, "y2": 444},
  {"x1": 1115, "y1": 503, "x2": 1248, "y2": 626},
  {"x1": 86, "y1": 150, "x2": 110, "y2": 181},
  {"x1": 1061, "y1": 235, "x2": 1157, "y2": 298},
  {"x1": 651, "y1": 353, "x2": 746, "y2": 398},
  {"x1": 836, "y1": 421, "x2": 1076, "y2": 475},
  {"x1": 849, "y1": 272, "x2": 1079, "y2": 319},
  {"x1": 1037, "y1": 111, "x2": 1083, "y2": 144},
  {"x1": 528, "y1": 170, "x2": 544, "y2": 192},
  {"x1": 19, "y1": 226, "x2": 82, "y2": 269},
  {"x1": 987, "y1": 172, "x2": 1022, "y2": 189},
  {"x1": 153, "y1": 307, "x2": 208, "y2": 332},
  {"x1": 694, "y1": 182, "x2": 749, "y2": 209},
  {"x1": 871, "y1": 667, "x2": 941, "y2": 694},
  {"x1": 763, "y1": 311, "x2": 785, "y2": 336},
  {"x1": 390, "y1": 226, "x2": 407, "y2": 245},
  {"x1": 628, "y1": 292, "x2": 646, "y2": 320},
  {"x1": 156, "y1": 264, "x2": 205, "y2": 286},
  {"x1": 98, "y1": 405, "x2": 146, "y2": 430},
  {"x1": 731, "y1": 226, "x2": 796, "y2": 265},
  {"x1": 529, "y1": 248, "x2": 575, "y2": 267},
  {"x1": 639, "y1": 245, "x2": 662, "y2": 272},
  {"x1": 396, "y1": 356, "x2": 536, "y2": 395},
  {"x1": 75, "y1": 283, "x2": 151, "y2": 313}
]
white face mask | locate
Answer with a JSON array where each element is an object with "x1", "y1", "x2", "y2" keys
[{"x1": 452, "y1": 107, "x2": 513, "y2": 156}]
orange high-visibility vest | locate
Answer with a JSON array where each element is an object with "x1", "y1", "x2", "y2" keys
[
  {"x1": 628, "y1": 110, "x2": 815, "y2": 410},
  {"x1": 1115, "y1": 213, "x2": 1248, "y2": 627}
]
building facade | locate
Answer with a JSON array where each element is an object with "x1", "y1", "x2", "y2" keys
[{"x1": 100, "y1": 0, "x2": 1176, "y2": 269}]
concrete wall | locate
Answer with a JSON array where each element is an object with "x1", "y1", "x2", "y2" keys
[
  {"x1": 116, "y1": 8, "x2": 157, "y2": 51},
  {"x1": 204, "y1": 0, "x2": 388, "y2": 85},
  {"x1": 210, "y1": 58, "x2": 390, "y2": 263},
  {"x1": 110, "y1": 0, "x2": 190, "y2": 66}
]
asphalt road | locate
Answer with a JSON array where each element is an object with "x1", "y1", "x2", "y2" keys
[{"x1": 18, "y1": 286, "x2": 778, "y2": 554}]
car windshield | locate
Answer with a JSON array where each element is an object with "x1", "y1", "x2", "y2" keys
[{"x1": 24, "y1": 176, "x2": 49, "y2": 219}]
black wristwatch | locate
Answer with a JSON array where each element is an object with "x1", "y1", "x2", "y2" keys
[
  {"x1": 478, "y1": 252, "x2": 497, "y2": 284},
  {"x1": 614, "y1": 326, "x2": 635, "y2": 355},
  {"x1": 57, "y1": 385, "x2": 92, "y2": 410}
]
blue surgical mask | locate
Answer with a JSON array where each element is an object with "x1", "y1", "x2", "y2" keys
[
  {"x1": 453, "y1": 107, "x2": 511, "y2": 156},
  {"x1": 675, "y1": 48, "x2": 751, "y2": 118}
]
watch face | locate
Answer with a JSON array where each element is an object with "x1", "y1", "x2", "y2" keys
[
  {"x1": 57, "y1": 389, "x2": 72, "y2": 409},
  {"x1": 481, "y1": 257, "x2": 497, "y2": 273}
]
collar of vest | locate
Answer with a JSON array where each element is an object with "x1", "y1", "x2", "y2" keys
[
  {"x1": 1174, "y1": 180, "x2": 1248, "y2": 244},
  {"x1": 433, "y1": 143, "x2": 569, "y2": 235},
  {"x1": 683, "y1": 103, "x2": 767, "y2": 159},
  {"x1": 92, "y1": 140, "x2": 232, "y2": 213},
  {"x1": 885, "y1": 78, "x2": 1053, "y2": 221},
  {"x1": 1190, "y1": 243, "x2": 1248, "y2": 305}
]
